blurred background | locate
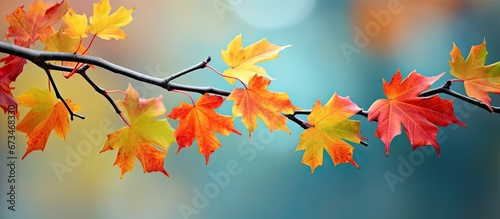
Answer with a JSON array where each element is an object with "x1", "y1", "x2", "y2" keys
[{"x1": 1, "y1": 0, "x2": 500, "y2": 218}]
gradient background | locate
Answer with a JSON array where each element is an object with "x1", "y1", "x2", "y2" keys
[{"x1": 1, "y1": 0, "x2": 500, "y2": 218}]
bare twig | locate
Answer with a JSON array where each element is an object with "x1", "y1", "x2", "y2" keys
[
  {"x1": 164, "y1": 56, "x2": 211, "y2": 83},
  {"x1": 419, "y1": 80, "x2": 500, "y2": 113},
  {"x1": 78, "y1": 69, "x2": 122, "y2": 115},
  {"x1": 42, "y1": 68, "x2": 84, "y2": 120}
]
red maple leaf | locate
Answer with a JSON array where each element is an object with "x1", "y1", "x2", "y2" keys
[
  {"x1": 0, "y1": 55, "x2": 27, "y2": 114},
  {"x1": 368, "y1": 70, "x2": 465, "y2": 156}
]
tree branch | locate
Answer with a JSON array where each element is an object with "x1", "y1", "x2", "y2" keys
[
  {"x1": 0, "y1": 41, "x2": 318, "y2": 134},
  {"x1": 77, "y1": 68, "x2": 122, "y2": 115},
  {"x1": 164, "y1": 56, "x2": 211, "y2": 83},
  {"x1": 419, "y1": 80, "x2": 500, "y2": 113},
  {"x1": 9, "y1": 40, "x2": 494, "y2": 148},
  {"x1": 42, "y1": 68, "x2": 84, "y2": 120},
  {"x1": 0, "y1": 41, "x2": 376, "y2": 147}
]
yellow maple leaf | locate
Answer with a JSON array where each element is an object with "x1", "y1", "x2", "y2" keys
[
  {"x1": 41, "y1": 28, "x2": 87, "y2": 67},
  {"x1": 89, "y1": 0, "x2": 134, "y2": 40},
  {"x1": 62, "y1": 7, "x2": 89, "y2": 39},
  {"x1": 296, "y1": 93, "x2": 362, "y2": 174},
  {"x1": 221, "y1": 34, "x2": 290, "y2": 85},
  {"x1": 16, "y1": 87, "x2": 80, "y2": 159},
  {"x1": 101, "y1": 85, "x2": 175, "y2": 178}
]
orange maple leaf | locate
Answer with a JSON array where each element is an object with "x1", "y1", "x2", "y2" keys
[
  {"x1": 449, "y1": 40, "x2": 500, "y2": 111},
  {"x1": 89, "y1": 0, "x2": 135, "y2": 40},
  {"x1": 6, "y1": 0, "x2": 68, "y2": 44},
  {"x1": 296, "y1": 93, "x2": 363, "y2": 174},
  {"x1": 101, "y1": 85, "x2": 175, "y2": 178},
  {"x1": 227, "y1": 74, "x2": 298, "y2": 137},
  {"x1": 368, "y1": 70, "x2": 465, "y2": 156},
  {"x1": 16, "y1": 87, "x2": 80, "y2": 159},
  {"x1": 168, "y1": 94, "x2": 241, "y2": 164},
  {"x1": 221, "y1": 34, "x2": 290, "y2": 85}
]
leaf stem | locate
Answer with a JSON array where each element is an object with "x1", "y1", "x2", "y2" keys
[
  {"x1": 81, "y1": 34, "x2": 96, "y2": 56},
  {"x1": 74, "y1": 37, "x2": 83, "y2": 55},
  {"x1": 119, "y1": 113, "x2": 130, "y2": 127},
  {"x1": 205, "y1": 64, "x2": 247, "y2": 89},
  {"x1": 106, "y1": 90, "x2": 126, "y2": 95},
  {"x1": 65, "y1": 34, "x2": 97, "y2": 79},
  {"x1": 449, "y1": 79, "x2": 464, "y2": 83},
  {"x1": 172, "y1": 89, "x2": 195, "y2": 105}
]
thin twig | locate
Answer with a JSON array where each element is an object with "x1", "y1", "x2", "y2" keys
[
  {"x1": 164, "y1": 56, "x2": 211, "y2": 83},
  {"x1": 284, "y1": 114, "x2": 310, "y2": 129},
  {"x1": 290, "y1": 109, "x2": 368, "y2": 117},
  {"x1": 77, "y1": 69, "x2": 122, "y2": 115},
  {"x1": 285, "y1": 113, "x2": 369, "y2": 146},
  {"x1": 42, "y1": 68, "x2": 84, "y2": 120},
  {"x1": 419, "y1": 80, "x2": 500, "y2": 113}
]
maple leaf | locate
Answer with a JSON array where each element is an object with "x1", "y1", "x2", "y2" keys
[
  {"x1": 101, "y1": 85, "x2": 174, "y2": 178},
  {"x1": 15, "y1": 87, "x2": 80, "y2": 159},
  {"x1": 0, "y1": 55, "x2": 27, "y2": 84},
  {"x1": 0, "y1": 82, "x2": 17, "y2": 115},
  {"x1": 449, "y1": 40, "x2": 500, "y2": 111},
  {"x1": 168, "y1": 94, "x2": 241, "y2": 164},
  {"x1": 40, "y1": 28, "x2": 87, "y2": 67},
  {"x1": 0, "y1": 55, "x2": 27, "y2": 114},
  {"x1": 221, "y1": 34, "x2": 291, "y2": 85},
  {"x1": 227, "y1": 74, "x2": 298, "y2": 137},
  {"x1": 368, "y1": 70, "x2": 465, "y2": 156},
  {"x1": 89, "y1": 0, "x2": 135, "y2": 40},
  {"x1": 6, "y1": 0, "x2": 68, "y2": 44},
  {"x1": 296, "y1": 93, "x2": 363, "y2": 174},
  {"x1": 62, "y1": 7, "x2": 89, "y2": 39}
]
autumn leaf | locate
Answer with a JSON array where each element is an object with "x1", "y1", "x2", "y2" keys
[
  {"x1": 16, "y1": 87, "x2": 80, "y2": 159},
  {"x1": 449, "y1": 40, "x2": 500, "y2": 111},
  {"x1": 40, "y1": 28, "x2": 87, "y2": 67},
  {"x1": 296, "y1": 93, "x2": 362, "y2": 174},
  {"x1": 168, "y1": 94, "x2": 241, "y2": 164},
  {"x1": 89, "y1": 0, "x2": 135, "y2": 40},
  {"x1": 227, "y1": 74, "x2": 298, "y2": 137},
  {"x1": 101, "y1": 85, "x2": 174, "y2": 178},
  {"x1": 0, "y1": 55, "x2": 27, "y2": 84},
  {"x1": 221, "y1": 34, "x2": 290, "y2": 85},
  {"x1": 0, "y1": 82, "x2": 17, "y2": 115},
  {"x1": 6, "y1": 0, "x2": 68, "y2": 44},
  {"x1": 62, "y1": 7, "x2": 89, "y2": 39},
  {"x1": 0, "y1": 55, "x2": 27, "y2": 114},
  {"x1": 368, "y1": 70, "x2": 465, "y2": 156}
]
